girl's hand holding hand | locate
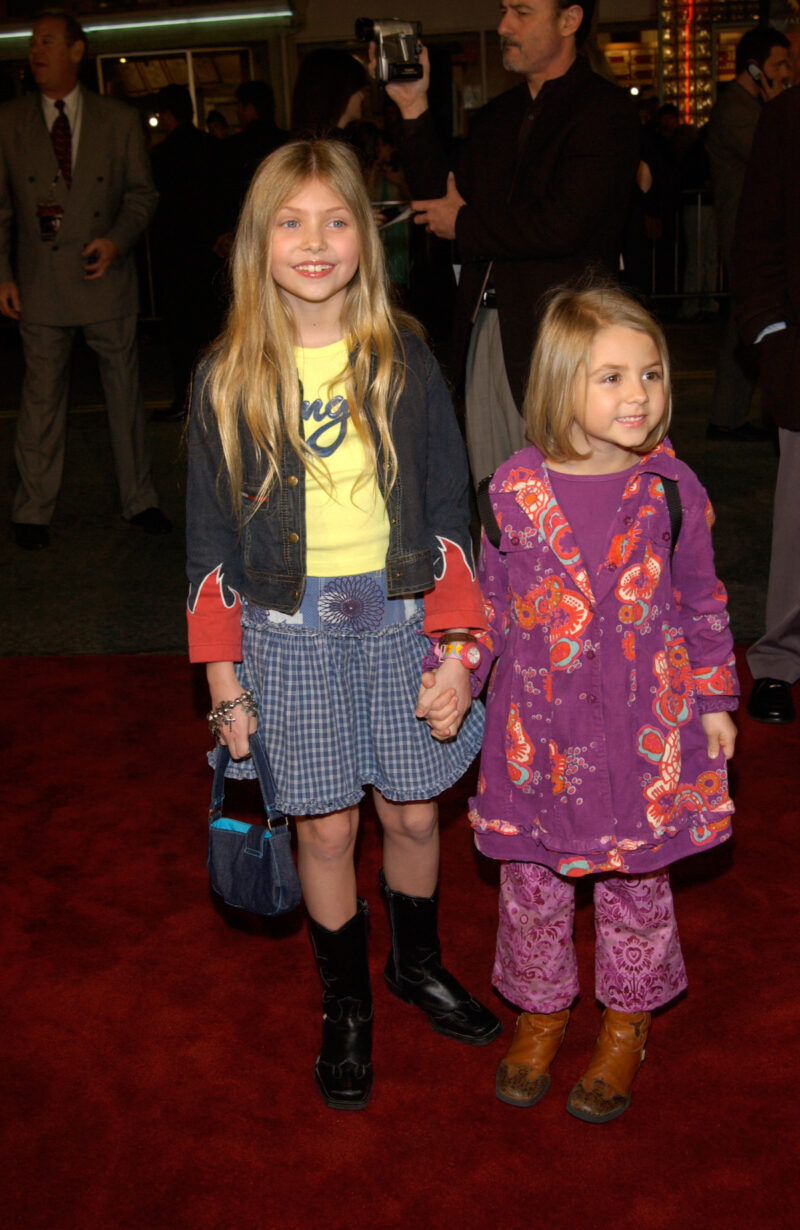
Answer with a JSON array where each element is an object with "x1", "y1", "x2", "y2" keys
[
  {"x1": 417, "y1": 670, "x2": 458, "y2": 739},
  {"x1": 701, "y1": 711, "x2": 737, "y2": 760},
  {"x1": 416, "y1": 659, "x2": 472, "y2": 742},
  {"x1": 206, "y1": 662, "x2": 258, "y2": 760}
]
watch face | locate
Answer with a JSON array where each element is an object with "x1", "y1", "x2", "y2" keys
[{"x1": 464, "y1": 643, "x2": 482, "y2": 668}]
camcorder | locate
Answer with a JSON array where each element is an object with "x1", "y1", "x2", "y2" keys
[{"x1": 355, "y1": 17, "x2": 423, "y2": 85}]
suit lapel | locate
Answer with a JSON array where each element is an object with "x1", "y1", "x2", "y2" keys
[{"x1": 66, "y1": 88, "x2": 105, "y2": 213}]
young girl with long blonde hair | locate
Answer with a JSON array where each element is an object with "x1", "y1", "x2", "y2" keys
[
  {"x1": 186, "y1": 139, "x2": 500, "y2": 1111},
  {"x1": 469, "y1": 284, "x2": 738, "y2": 1123}
]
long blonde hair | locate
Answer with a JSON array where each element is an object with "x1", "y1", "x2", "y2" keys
[
  {"x1": 524, "y1": 282, "x2": 672, "y2": 462},
  {"x1": 206, "y1": 138, "x2": 419, "y2": 512}
]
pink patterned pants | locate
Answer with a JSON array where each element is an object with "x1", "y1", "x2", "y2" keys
[{"x1": 494, "y1": 861, "x2": 688, "y2": 1013}]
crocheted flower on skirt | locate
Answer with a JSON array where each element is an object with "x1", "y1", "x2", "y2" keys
[{"x1": 318, "y1": 575, "x2": 385, "y2": 632}]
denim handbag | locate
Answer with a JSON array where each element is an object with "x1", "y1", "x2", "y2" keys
[{"x1": 208, "y1": 732, "x2": 302, "y2": 916}]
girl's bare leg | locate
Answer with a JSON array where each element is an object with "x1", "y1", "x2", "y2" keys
[
  {"x1": 296, "y1": 806, "x2": 360, "y2": 929},
  {"x1": 371, "y1": 791, "x2": 439, "y2": 896}
]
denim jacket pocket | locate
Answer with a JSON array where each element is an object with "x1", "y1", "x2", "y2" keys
[{"x1": 240, "y1": 484, "x2": 301, "y2": 585}]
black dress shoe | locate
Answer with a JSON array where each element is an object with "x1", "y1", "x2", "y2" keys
[
  {"x1": 706, "y1": 422, "x2": 772, "y2": 443},
  {"x1": 128, "y1": 507, "x2": 172, "y2": 535},
  {"x1": 12, "y1": 522, "x2": 49, "y2": 550},
  {"x1": 747, "y1": 677, "x2": 795, "y2": 724}
]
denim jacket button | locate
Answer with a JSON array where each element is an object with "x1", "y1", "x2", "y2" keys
[
  {"x1": 287, "y1": 475, "x2": 298, "y2": 487},
  {"x1": 287, "y1": 531, "x2": 299, "y2": 544}
]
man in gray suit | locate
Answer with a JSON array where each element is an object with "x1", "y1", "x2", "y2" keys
[{"x1": 0, "y1": 10, "x2": 167, "y2": 549}]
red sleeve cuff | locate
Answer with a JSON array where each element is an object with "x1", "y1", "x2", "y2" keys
[
  {"x1": 187, "y1": 565, "x2": 243, "y2": 663},
  {"x1": 423, "y1": 537, "x2": 487, "y2": 635}
]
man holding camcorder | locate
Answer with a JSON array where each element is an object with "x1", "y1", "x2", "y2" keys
[{"x1": 381, "y1": 0, "x2": 640, "y2": 485}]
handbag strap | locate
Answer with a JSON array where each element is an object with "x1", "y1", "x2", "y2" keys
[{"x1": 210, "y1": 731, "x2": 288, "y2": 828}]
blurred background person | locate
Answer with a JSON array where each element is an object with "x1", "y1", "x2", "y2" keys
[
  {"x1": 291, "y1": 47, "x2": 368, "y2": 137},
  {"x1": 676, "y1": 123, "x2": 719, "y2": 320},
  {"x1": 734, "y1": 80, "x2": 800, "y2": 725},
  {"x1": 706, "y1": 25, "x2": 791, "y2": 442},
  {"x1": 214, "y1": 80, "x2": 288, "y2": 258},
  {"x1": 644, "y1": 103, "x2": 697, "y2": 304},
  {"x1": 206, "y1": 108, "x2": 229, "y2": 141},
  {"x1": 150, "y1": 84, "x2": 222, "y2": 422},
  {"x1": 364, "y1": 126, "x2": 412, "y2": 302}
]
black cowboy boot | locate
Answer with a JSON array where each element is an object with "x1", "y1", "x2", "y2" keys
[
  {"x1": 307, "y1": 899, "x2": 374, "y2": 1110},
  {"x1": 379, "y1": 870, "x2": 502, "y2": 1046}
]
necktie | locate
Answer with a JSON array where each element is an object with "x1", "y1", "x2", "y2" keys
[{"x1": 50, "y1": 99, "x2": 72, "y2": 189}]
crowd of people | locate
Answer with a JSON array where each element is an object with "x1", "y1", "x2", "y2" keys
[{"x1": 2, "y1": 2, "x2": 798, "y2": 1127}]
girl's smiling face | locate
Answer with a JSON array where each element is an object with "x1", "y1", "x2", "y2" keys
[
  {"x1": 271, "y1": 176, "x2": 361, "y2": 329},
  {"x1": 566, "y1": 325, "x2": 666, "y2": 472}
]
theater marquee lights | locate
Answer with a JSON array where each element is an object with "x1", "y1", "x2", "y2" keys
[
  {"x1": 660, "y1": 0, "x2": 760, "y2": 126},
  {"x1": 0, "y1": 7, "x2": 293, "y2": 49}
]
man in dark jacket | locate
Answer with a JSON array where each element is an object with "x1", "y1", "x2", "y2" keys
[
  {"x1": 214, "y1": 80, "x2": 287, "y2": 252},
  {"x1": 706, "y1": 24, "x2": 791, "y2": 440},
  {"x1": 389, "y1": 0, "x2": 640, "y2": 482},
  {"x1": 150, "y1": 85, "x2": 221, "y2": 420},
  {"x1": 733, "y1": 84, "x2": 800, "y2": 724}
]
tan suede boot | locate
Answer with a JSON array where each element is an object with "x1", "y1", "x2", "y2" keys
[
  {"x1": 495, "y1": 1008, "x2": 570, "y2": 1107},
  {"x1": 566, "y1": 1008, "x2": 651, "y2": 1123}
]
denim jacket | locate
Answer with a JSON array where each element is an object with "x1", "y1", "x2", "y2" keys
[{"x1": 186, "y1": 332, "x2": 485, "y2": 663}]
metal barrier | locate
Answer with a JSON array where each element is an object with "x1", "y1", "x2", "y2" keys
[{"x1": 648, "y1": 188, "x2": 727, "y2": 308}]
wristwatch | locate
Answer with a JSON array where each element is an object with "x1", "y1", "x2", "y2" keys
[{"x1": 435, "y1": 633, "x2": 482, "y2": 670}]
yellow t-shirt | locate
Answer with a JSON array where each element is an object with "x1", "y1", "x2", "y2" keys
[{"x1": 296, "y1": 340, "x2": 390, "y2": 577}]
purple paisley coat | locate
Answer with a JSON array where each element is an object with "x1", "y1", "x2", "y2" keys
[{"x1": 469, "y1": 441, "x2": 738, "y2": 877}]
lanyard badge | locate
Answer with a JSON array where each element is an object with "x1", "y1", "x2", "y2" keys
[
  {"x1": 36, "y1": 199, "x2": 64, "y2": 241},
  {"x1": 37, "y1": 170, "x2": 66, "y2": 242}
]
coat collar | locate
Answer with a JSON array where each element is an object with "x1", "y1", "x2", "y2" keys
[{"x1": 491, "y1": 440, "x2": 680, "y2": 606}]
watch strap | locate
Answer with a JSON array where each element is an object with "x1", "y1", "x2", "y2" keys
[{"x1": 437, "y1": 631, "x2": 478, "y2": 648}]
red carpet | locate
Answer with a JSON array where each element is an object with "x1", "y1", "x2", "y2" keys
[{"x1": 2, "y1": 652, "x2": 798, "y2": 1230}]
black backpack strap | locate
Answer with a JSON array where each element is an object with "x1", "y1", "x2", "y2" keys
[
  {"x1": 662, "y1": 476, "x2": 682, "y2": 562},
  {"x1": 479, "y1": 473, "x2": 681, "y2": 559},
  {"x1": 476, "y1": 475, "x2": 501, "y2": 548}
]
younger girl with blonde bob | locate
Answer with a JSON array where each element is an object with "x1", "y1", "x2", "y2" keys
[
  {"x1": 186, "y1": 139, "x2": 500, "y2": 1111},
  {"x1": 470, "y1": 283, "x2": 738, "y2": 1123}
]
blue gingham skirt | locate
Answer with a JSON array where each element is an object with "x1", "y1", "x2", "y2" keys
[{"x1": 218, "y1": 570, "x2": 484, "y2": 816}]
